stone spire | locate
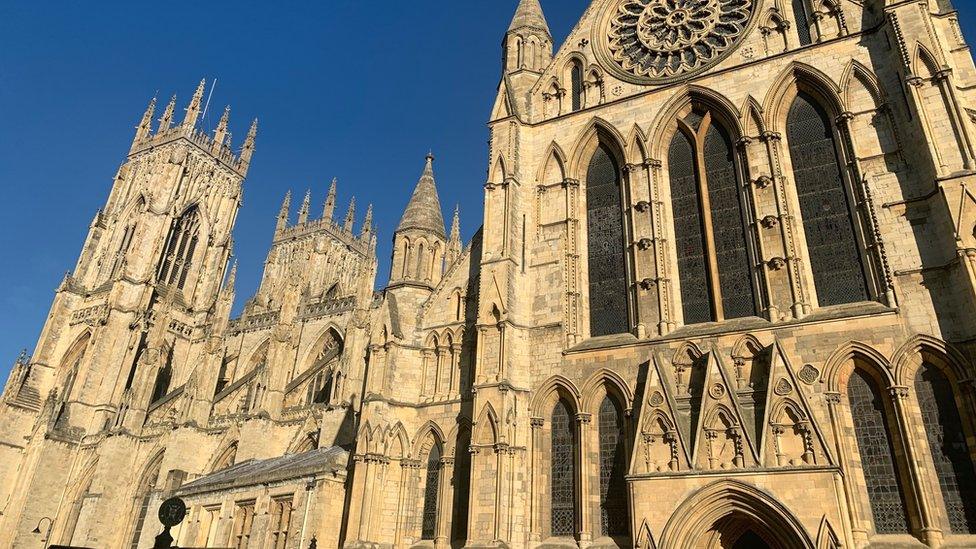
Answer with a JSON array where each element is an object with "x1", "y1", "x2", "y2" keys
[
  {"x1": 361, "y1": 204, "x2": 373, "y2": 238},
  {"x1": 182, "y1": 78, "x2": 206, "y2": 130},
  {"x1": 396, "y1": 153, "x2": 446, "y2": 239},
  {"x1": 158, "y1": 94, "x2": 176, "y2": 133},
  {"x1": 131, "y1": 96, "x2": 156, "y2": 151},
  {"x1": 508, "y1": 0, "x2": 550, "y2": 37},
  {"x1": 344, "y1": 197, "x2": 356, "y2": 232},
  {"x1": 240, "y1": 118, "x2": 258, "y2": 169},
  {"x1": 225, "y1": 260, "x2": 238, "y2": 293},
  {"x1": 212, "y1": 106, "x2": 230, "y2": 153},
  {"x1": 298, "y1": 189, "x2": 312, "y2": 224},
  {"x1": 447, "y1": 205, "x2": 462, "y2": 265},
  {"x1": 323, "y1": 178, "x2": 338, "y2": 222},
  {"x1": 277, "y1": 190, "x2": 292, "y2": 233}
]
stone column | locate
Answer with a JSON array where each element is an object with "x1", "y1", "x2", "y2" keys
[
  {"x1": 890, "y1": 385, "x2": 942, "y2": 545},
  {"x1": 436, "y1": 457, "x2": 455, "y2": 549},
  {"x1": 576, "y1": 413, "x2": 592, "y2": 543},
  {"x1": 529, "y1": 417, "x2": 544, "y2": 543},
  {"x1": 824, "y1": 391, "x2": 862, "y2": 547}
]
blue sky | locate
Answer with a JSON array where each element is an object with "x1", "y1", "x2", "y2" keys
[{"x1": 0, "y1": 1, "x2": 974, "y2": 381}]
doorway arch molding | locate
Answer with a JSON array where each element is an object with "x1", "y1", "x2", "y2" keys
[{"x1": 659, "y1": 479, "x2": 815, "y2": 549}]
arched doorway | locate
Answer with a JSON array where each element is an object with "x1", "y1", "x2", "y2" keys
[{"x1": 660, "y1": 480, "x2": 814, "y2": 549}]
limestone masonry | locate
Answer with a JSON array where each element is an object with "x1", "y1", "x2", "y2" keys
[{"x1": 3, "y1": 0, "x2": 976, "y2": 547}]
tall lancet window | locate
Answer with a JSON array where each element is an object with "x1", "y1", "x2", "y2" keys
[
  {"x1": 551, "y1": 398, "x2": 577, "y2": 537},
  {"x1": 787, "y1": 93, "x2": 869, "y2": 307},
  {"x1": 668, "y1": 110, "x2": 758, "y2": 325},
  {"x1": 421, "y1": 444, "x2": 442, "y2": 540},
  {"x1": 586, "y1": 143, "x2": 629, "y2": 337},
  {"x1": 571, "y1": 62, "x2": 584, "y2": 112},
  {"x1": 847, "y1": 368, "x2": 910, "y2": 534},
  {"x1": 158, "y1": 207, "x2": 201, "y2": 290},
  {"x1": 598, "y1": 395, "x2": 629, "y2": 536},
  {"x1": 915, "y1": 362, "x2": 976, "y2": 533},
  {"x1": 792, "y1": 0, "x2": 813, "y2": 45}
]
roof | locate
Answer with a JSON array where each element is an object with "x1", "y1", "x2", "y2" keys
[
  {"x1": 508, "y1": 0, "x2": 550, "y2": 37},
  {"x1": 396, "y1": 154, "x2": 446, "y2": 238},
  {"x1": 176, "y1": 447, "x2": 348, "y2": 496}
]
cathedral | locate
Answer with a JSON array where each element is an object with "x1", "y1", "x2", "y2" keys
[{"x1": 4, "y1": 0, "x2": 976, "y2": 547}]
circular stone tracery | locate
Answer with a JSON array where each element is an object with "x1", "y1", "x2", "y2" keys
[{"x1": 602, "y1": 0, "x2": 757, "y2": 83}]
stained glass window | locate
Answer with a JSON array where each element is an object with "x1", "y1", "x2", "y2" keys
[
  {"x1": 599, "y1": 396, "x2": 628, "y2": 536},
  {"x1": 669, "y1": 130, "x2": 713, "y2": 325},
  {"x1": 572, "y1": 63, "x2": 583, "y2": 112},
  {"x1": 587, "y1": 144, "x2": 629, "y2": 336},
  {"x1": 551, "y1": 399, "x2": 576, "y2": 536},
  {"x1": 792, "y1": 0, "x2": 813, "y2": 45},
  {"x1": 422, "y1": 445, "x2": 441, "y2": 539},
  {"x1": 703, "y1": 123, "x2": 756, "y2": 319},
  {"x1": 847, "y1": 368, "x2": 909, "y2": 534},
  {"x1": 915, "y1": 362, "x2": 976, "y2": 533},
  {"x1": 787, "y1": 93, "x2": 869, "y2": 307},
  {"x1": 159, "y1": 207, "x2": 201, "y2": 290},
  {"x1": 668, "y1": 111, "x2": 758, "y2": 325}
]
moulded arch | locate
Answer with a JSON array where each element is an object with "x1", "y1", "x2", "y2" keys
[
  {"x1": 659, "y1": 479, "x2": 815, "y2": 549},
  {"x1": 742, "y1": 95, "x2": 767, "y2": 137},
  {"x1": 821, "y1": 341, "x2": 894, "y2": 392},
  {"x1": 136, "y1": 449, "x2": 165, "y2": 487},
  {"x1": 626, "y1": 123, "x2": 650, "y2": 165},
  {"x1": 414, "y1": 422, "x2": 446, "y2": 459},
  {"x1": 209, "y1": 440, "x2": 239, "y2": 473},
  {"x1": 647, "y1": 85, "x2": 744, "y2": 160},
  {"x1": 413, "y1": 420, "x2": 447, "y2": 457},
  {"x1": 840, "y1": 60, "x2": 886, "y2": 110},
  {"x1": 302, "y1": 326, "x2": 345, "y2": 370},
  {"x1": 891, "y1": 334, "x2": 973, "y2": 386},
  {"x1": 530, "y1": 375, "x2": 583, "y2": 416},
  {"x1": 704, "y1": 404, "x2": 739, "y2": 429},
  {"x1": 914, "y1": 43, "x2": 942, "y2": 78},
  {"x1": 581, "y1": 367, "x2": 635, "y2": 414},
  {"x1": 444, "y1": 417, "x2": 472, "y2": 456},
  {"x1": 474, "y1": 402, "x2": 500, "y2": 446},
  {"x1": 636, "y1": 519, "x2": 658, "y2": 549},
  {"x1": 490, "y1": 156, "x2": 508, "y2": 184},
  {"x1": 673, "y1": 341, "x2": 706, "y2": 366},
  {"x1": 387, "y1": 422, "x2": 410, "y2": 459},
  {"x1": 816, "y1": 516, "x2": 841, "y2": 549},
  {"x1": 567, "y1": 117, "x2": 629, "y2": 177},
  {"x1": 769, "y1": 398, "x2": 807, "y2": 424},
  {"x1": 538, "y1": 141, "x2": 569, "y2": 183},
  {"x1": 731, "y1": 334, "x2": 767, "y2": 361},
  {"x1": 357, "y1": 421, "x2": 375, "y2": 454},
  {"x1": 764, "y1": 62, "x2": 845, "y2": 131}
]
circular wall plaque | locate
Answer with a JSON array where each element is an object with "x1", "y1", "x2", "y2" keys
[
  {"x1": 158, "y1": 497, "x2": 187, "y2": 527},
  {"x1": 594, "y1": 0, "x2": 759, "y2": 85}
]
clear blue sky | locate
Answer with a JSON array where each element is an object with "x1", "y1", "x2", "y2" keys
[{"x1": 0, "y1": 1, "x2": 974, "y2": 381}]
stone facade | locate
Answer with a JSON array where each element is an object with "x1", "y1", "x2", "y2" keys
[{"x1": 4, "y1": 0, "x2": 976, "y2": 548}]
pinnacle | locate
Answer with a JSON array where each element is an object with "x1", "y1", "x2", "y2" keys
[
  {"x1": 508, "y1": 0, "x2": 550, "y2": 37},
  {"x1": 397, "y1": 154, "x2": 446, "y2": 238}
]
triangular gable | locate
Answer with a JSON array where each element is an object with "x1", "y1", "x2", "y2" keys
[
  {"x1": 632, "y1": 355, "x2": 687, "y2": 473},
  {"x1": 692, "y1": 349, "x2": 754, "y2": 469}
]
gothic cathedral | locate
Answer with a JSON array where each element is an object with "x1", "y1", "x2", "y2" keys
[{"x1": 3, "y1": 0, "x2": 976, "y2": 548}]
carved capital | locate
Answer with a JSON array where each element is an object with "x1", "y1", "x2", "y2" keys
[
  {"x1": 889, "y1": 385, "x2": 910, "y2": 399},
  {"x1": 824, "y1": 392, "x2": 842, "y2": 405},
  {"x1": 634, "y1": 200, "x2": 651, "y2": 213},
  {"x1": 639, "y1": 278, "x2": 658, "y2": 290},
  {"x1": 576, "y1": 413, "x2": 592, "y2": 425},
  {"x1": 760, "y1": 131, "x2": 782, "y2": 143},
  {"x1": 766, "y1": 257, "x2": 788, "y2": 271},
  {"x1": 760, "y1": 215, "x2": 780, "y2": 229},
  {"x1": 753, "y1": 175, "x2": 774, "y2": 189},
  {"x1": 530, "y1": 417, "x2": 545, "y2": 428},
  {"x1": 636, "y1": 237, "x2": 654, "y2": 251}
]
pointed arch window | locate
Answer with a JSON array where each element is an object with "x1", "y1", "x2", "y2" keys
[
  {"x1": 150, "y1": 350, "x2": 173, "y2": 404},
  {"x1": 587, "y1": 143, "x2": 630, "y2": 337},
  {"x1": 598, "y1": 395, "x2": 629, "y2": 536},
  {"x1": 159, "y1": 207, "x2": 201, "y2": 290},
  {"x1": 668, "y1": 110, "x2": 758, "y2": 325},
  {"x1": 787, "y1": 93, "x2": 870, "y2": 307},
  {"x1": 128, "y1": 457, "x2": 163, "y2": 549},
  {"x1": 571, "y1": 62, "x2": 584, "y2": 112},
  {"x1": 847, "y1": 368, "x2": 910, "y2": 534},
  {"x1": 421, "y1": 444, "x2": 442, "y2": 540},
  {"x1": 551, "y1": 398, "x2": 577, "y2": 536},
  {"x1": 914, "y1": 362, "x2": 976, "y2": 533},
  {"x1": 792, "y1": 0, "x2": 813, "y2": 45}
]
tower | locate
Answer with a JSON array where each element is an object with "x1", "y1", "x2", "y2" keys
[
  {"x1": 389, "y1": 153, "x2": 448, "y2": 289},
  {"x1": 0, "y1": 79, "x2": 255, "y2": 547}
]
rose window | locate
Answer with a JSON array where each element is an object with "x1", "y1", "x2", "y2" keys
[{"x1": 601, "y1": 0, "x2": 756, "y2": 82}]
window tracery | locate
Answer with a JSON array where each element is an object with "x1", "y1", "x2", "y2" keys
[
  {"x1": 847, "y1": 368, "x2": 909, "y2": 534},
  {"x1": 586, "y1": 143, "x2": 630, "y2": 336},
  {"x1": 551, "y1": 399, "x2": 576, "y2": 536},
  {"x1": 668, "y1": 110, "x2": 758, "y2": 324},
  {"x1": 159, "y1": 207, "x2": 201, "y2": 290},
  {"x1": 421, "y1": 444, "x2": 442, "y2": 540},
  {"x1": 598, "y1": 395, "x2": 628, "y2": 536},
  {"x1": 787, "y1": 93, "x2": 869, "y2": 307}
]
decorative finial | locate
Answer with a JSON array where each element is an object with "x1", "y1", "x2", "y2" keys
[
  {"x1": 182, "y1": 78, "x2": 207, "y2": 129},
  {"x1": 158, "y1": 94, "x2": 177, "y2": 133},
  {"x1": 344, "y1": 196, "x2": 356, "y2": 232},
  {"x1": 361, "y1": 204, "x2": 374, "y2": 237},
  {"x1": 240, "y1": 118, "x2": 258, "y2": 168},
  {"x1": 298, "y1": 189, "x2": 312, "y2": 224},
  {"x1": 323, "y1": 177, "x2": 338, "y2": 222},
  {"x1": 212, "y1": 106, "x2": 231, "y2": 153}
]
